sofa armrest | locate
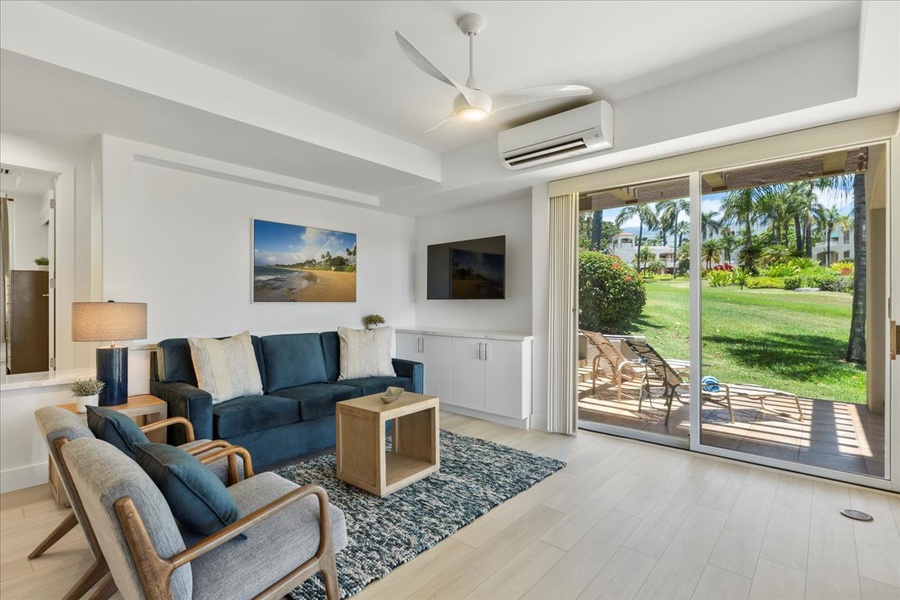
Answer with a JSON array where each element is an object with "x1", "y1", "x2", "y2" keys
[
  {"x1": 149, "y1": 380, "x2": 214, "y2": 445},
  {"x1": 392, "y1": 358, "x2": 423, "y2": 394}
]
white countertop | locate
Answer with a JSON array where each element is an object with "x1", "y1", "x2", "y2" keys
[
  {"x1": 0, "y1": 367, "x2": 94, "y2": 392},
  {"x1": 395, "y1": 327, "x2": 533, "y2": 341}
]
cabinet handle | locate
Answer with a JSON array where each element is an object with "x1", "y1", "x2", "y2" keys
[
  {"x1": 477, "y1": 342, "x2": 482, "y2": 360},
  {"x1": 418, "y1": 337, "x2": 424, "y2": 353},
  {"x1": 484, "y1": 342, "x2": 489, "y2": 361}
]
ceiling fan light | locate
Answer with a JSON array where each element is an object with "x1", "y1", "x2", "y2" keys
[{"x1": 457, "y1": 106, "x2": 487, "y2": 121}]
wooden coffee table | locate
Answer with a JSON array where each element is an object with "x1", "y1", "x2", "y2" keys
[{"x1": 335, "y1": 392, "x2": 439, "y2": 497}]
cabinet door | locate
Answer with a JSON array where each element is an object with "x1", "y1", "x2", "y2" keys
[
  {"x1": 395, "y1": 332, "x2": 421, "y2": 361},
  {"x1": 483, "y1": 340, "x2": 527, "y2": 419},
  {"x1": 395, "y1": 333, "x2": 453, "y2": 405},
  {"x1": 450, "y1": 337, "x2": 485, "y2": 411},
  {"x1": 421, "y1": 335, "x2": 453, "y2": 406}
]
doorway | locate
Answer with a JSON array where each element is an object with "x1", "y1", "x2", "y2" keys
[
  {"x1": 572, "y1": 138, "x2": 893, "y2": 490},
  {"x1": 0, "y1": 165, "x2": 56, "y2": 374}
]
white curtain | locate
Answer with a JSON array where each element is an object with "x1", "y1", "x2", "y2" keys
[{"x1": 547, "y1": 193, "x2": 578, "y2": 434}]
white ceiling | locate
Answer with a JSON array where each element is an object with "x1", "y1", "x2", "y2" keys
[
  {"x1": 42, "y1": 0, "x2": 859, "y2": 154},
  {"x1": 1, "y1": 1, "x2": 896, "y2": 216}
]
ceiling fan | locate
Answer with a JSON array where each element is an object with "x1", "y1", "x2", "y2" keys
[{"x1": 396, "y1": 13, "x2": 593, "y2": 132}]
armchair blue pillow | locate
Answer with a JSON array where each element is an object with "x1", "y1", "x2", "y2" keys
[
  {"x1": 86, "y1": 406, "x2": 150, "y2": 460},
  {"x1": 134, "y1": 443, "x2": 242, "y2": 537}
]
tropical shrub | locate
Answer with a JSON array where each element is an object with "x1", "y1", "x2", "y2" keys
[
  {"x1": 829, "y1": 260, "x2": 854, "y2": 276},
  {"x1": 737, "y1": 242, "x2": 764, "y2": 274},
  {"x1": 783, "y1": 267, "x2": 852, "y2": 292},
  {"x1": 707, "y1": 270, "x2": 732, "y2": 287},
  {"x1": 731, "y1": 267, "x2": 750, "y2": 289},
  {"x1": 746, "y1": 276, "x2": 786, "y2": 289},
  {"x1": 644, "y1": 259, "x2": 668, "y2": 275},
  {"x1": 761, "y1": 263, "x2": 800, "y2": 278},
  {"x1": 710, "y1": 263, "x2": 734, "y2": 272},
  {"x1": 578, "y1": 251, "x2": 646, "y2": 333},
  {"x1": 759, "y1": 244, "x2": 794, "y2": 267}
]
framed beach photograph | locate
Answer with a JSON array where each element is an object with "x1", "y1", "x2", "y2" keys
[{"x1": 253, "y1": 219, "x2": 357, "y2": 302}]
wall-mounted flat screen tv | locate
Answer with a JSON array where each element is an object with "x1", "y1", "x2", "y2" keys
[{"x1": 427, "y1": 235, "x2": 506, "y2": 300}]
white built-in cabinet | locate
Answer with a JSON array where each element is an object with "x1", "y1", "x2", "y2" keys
[{"x1": 395, "y1": 328, "x2": 533, "y2": 428}]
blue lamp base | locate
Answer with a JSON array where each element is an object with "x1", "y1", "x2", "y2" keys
[{"x1": 97, "y1": 346, "x2": 128, "y2": 406}]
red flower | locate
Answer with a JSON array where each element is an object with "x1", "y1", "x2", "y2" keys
[
  {"x1": 611, "y1": 263, "x2": 619, "y2": 270},
  {"x1": 624, "y1": 275, "x2": 632, "y2": 282}
]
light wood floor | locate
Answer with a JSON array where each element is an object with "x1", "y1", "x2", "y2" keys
[{"x1": 2, "y1": 412, "x2": 899, "y2": 600}]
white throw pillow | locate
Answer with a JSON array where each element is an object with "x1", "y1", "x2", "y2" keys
[
  {"x1": 188, "y1": 331, "x2": 263, "y2": 404},
  {"x1": 338, "y1": 326, "x2": 396, "y2": 380}
]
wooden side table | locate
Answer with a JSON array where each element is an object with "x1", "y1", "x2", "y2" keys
[
  {"x1": 336, "y1": 392, "x2": 439, "y2": 497},
  {"x1": 49, "y1": 395, "x2": 168, "y2": 507}
]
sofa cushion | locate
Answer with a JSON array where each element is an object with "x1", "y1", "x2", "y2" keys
[
  {"x1": 320, "y1": 331, "x2": 341, "y2": 382},
  {"x1": 212, "y1": 395, "x2": 300, "y2": 438},
  {"x1": 155, "y1": 336, "x2": 266, "y2": 390},
  {"x1": 339, "y1": 376, "x2": 415, "y2": 396},
  {"x1": 134, "y1": 443, "x2": 241, "y2": 538},
  {"x1": 86, "y1": 406, "x2": 150, "y2": 461},
  {"x1": 269, "y1": 384, "x2": 361, "y2": 421},
  {"x1": 189, "y1": 331, "x2": 264, "y2": 404},
  {"x1": 337, "y1": 326, "x2": 396, "y2": 380},
  {"x1": 261, "y1": 334, "x2": 328, "y2": 392}
]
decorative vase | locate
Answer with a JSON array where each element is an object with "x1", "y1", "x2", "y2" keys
[{"x1": 76, "y1": 394, "x2": 99, "y2": 413}]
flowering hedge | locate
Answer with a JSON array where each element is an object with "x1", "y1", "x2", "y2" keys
[{"x1": 578, "y1": 251, "x2": 647, "y2": 333}]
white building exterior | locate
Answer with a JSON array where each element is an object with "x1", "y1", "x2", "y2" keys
[{"x1": 812, "y1": 223, "x2": 854, "y2": 265}]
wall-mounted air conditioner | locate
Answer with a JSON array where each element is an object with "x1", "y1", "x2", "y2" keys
[{"x1": 498, "y1": 100, "x2": 613, "y2": 170}]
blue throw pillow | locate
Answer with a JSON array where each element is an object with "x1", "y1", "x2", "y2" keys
[
  {"x1": 86, "y1": 406, "x2": 150, "y2": 461},
  {"x1": 701, "y1": 375, "x2": 720, "y2": 393},
  {"x1": 134, "y1": 443, "x2": 243, "y2": 538}
]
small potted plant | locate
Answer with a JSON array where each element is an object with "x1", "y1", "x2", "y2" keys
[
  {"x1": 362, "y1": 314, "x2": 385, "y2": 330},
  {"x1": 71, "y1": 378, "x2": 105, "y2": 413},
  {"x1": 34, "y1": 257, "x2": 49, "y2": 271}
]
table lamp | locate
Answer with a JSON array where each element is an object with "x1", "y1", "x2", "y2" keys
[{"x1": 72, "y1": 301, "x2": 147, "y2": 406}]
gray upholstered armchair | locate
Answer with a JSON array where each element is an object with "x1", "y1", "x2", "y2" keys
[
  {"x1": 31, "y1": 406, "x2": 252, "y2": 599},
  {"x1": 61, "y1": 437, "x2": 347, "y2": 599}
]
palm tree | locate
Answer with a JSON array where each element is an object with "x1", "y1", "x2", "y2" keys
[
  {"x1": 654, "y1": 200, "x2": 674, "y2": 246},
  {"x1": 721, "y1": 188, "x2": 758, "y2": 245},
  {"x1": 813, "y1": 204, "x2": 850, "y2": 266},
  {"x1": 755, "y1": 186, "x2": 792, "y2": 245},
  {"x1": 701, "y1": 210, "x2": 721, "y2": 241},
  {"x1": 847, "y1": 174, "x2": 866, "y2": 363},
  {"x1": 615, "y1": 204, "x2": 658, "y2": 272},
  {"x1": 591, "y1": 209, "x2": 603, "y2": 250},
  {"x1": 719, "y1": 227, "x2": 737, "y2": 263},
  {"x1": 701, "y1": 239, "x2": 721, "y2": 270}
]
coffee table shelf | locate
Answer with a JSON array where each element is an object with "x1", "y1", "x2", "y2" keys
[{"x1": 336, "y1": 392, "x2": 439, "y2": 497}]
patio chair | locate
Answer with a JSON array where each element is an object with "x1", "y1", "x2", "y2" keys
[
  {"x1": 31, "y1": 406, "x2": 253, "y2": 600},
  {"x1": 624, "y1": 339, "x2": 734, "y2": 426},
  {"x1": 580, "y1": 330, "x2": 644, "y2": 402},
  {"x1": 60, "y1": 436, "x2": 347, "y2": 600}
]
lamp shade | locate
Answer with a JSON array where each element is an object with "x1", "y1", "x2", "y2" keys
[{"x1": 72, "y1": 302, "x2": 147, "y2": 342}]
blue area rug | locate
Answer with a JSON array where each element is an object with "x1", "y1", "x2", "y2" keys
[{"x1": 276, "y1": 429, "x2": 566, "y2": 599}]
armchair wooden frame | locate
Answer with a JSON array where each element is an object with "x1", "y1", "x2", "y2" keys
[
  {"x1": 31, "y1": 416, "x2": 253, "y2": 600},
  {"x1": 113, "y1": 483, "x2": 339, "y2": 600}
]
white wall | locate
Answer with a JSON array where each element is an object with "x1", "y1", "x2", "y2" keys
[
  {"x1": 100, "y1": 136, "x2": 417, "y2": 395},
  {"x1": 414, "y1": 196, "x2": 532, "y2": 333}
]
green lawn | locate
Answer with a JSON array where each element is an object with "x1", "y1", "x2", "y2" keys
[{"x1": 631, "y1": 279, "x2": 866, "y2": 404}]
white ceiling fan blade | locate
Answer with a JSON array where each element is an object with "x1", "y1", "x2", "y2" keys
[
  {"x1": 425, "y1": 113, "x2": 457, "y2": 133},
  {"x1": 395, "y1": 31, "x2": 478, "y2": 106},
  {"x1": 490, "y1": 85, "x2": 592, "y2": 113}
]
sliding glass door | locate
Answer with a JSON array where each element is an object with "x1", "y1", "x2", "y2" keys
[
  {"x1": 696, "y1": 144, "x2": 890, "y2": 483},
  {"x1": 570, "y1": 125, "x2": 894, "y2": 490}
]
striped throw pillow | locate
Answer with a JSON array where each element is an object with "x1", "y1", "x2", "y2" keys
[
  {"x1": 188, "y1": 331, "x2": 263, "y2": 403},
  {"x1": 337, "y1": 326, "x2": 396, "y2": 380}
]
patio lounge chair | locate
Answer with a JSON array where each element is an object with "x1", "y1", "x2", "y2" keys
[
  {"x1": 624, "y1": 339, "x2": 734, "y2": 426},
  {"x1": 624, "y1": 340, "x2": 804, "y2": 425},
  {"x1": 580, "y1": 330, "x2": 644, "y2": 402}
]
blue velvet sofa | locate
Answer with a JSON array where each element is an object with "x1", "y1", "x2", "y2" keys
[{"x1": 149, "y1": 331, "x2": 423, "y2": 470}]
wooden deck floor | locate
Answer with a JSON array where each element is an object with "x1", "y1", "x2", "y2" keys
[{"x1": 578, "y1": 369, "x2": 885, "y2": 478}]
